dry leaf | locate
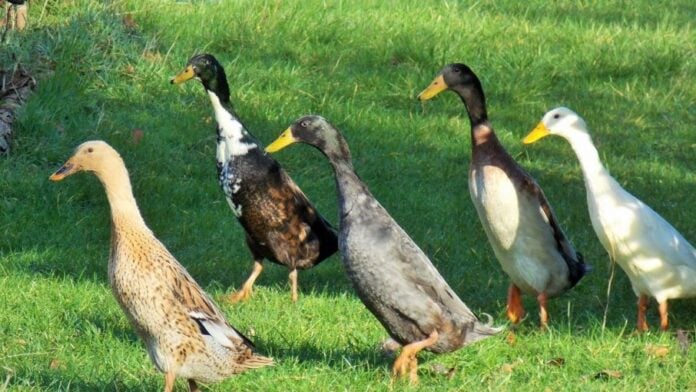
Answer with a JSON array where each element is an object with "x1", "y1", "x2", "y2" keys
[
  {"x1": 506, "y1": 331, "x2": 516, "y2": 346},
  {"x1": 49, "y1": 358, "x2": 62, "y2": 369},
  {"x1": 122, "y1": 14, "x2": 137, "y2": 30},
  {"x1": 594, "y1": 370, "x2": 622, "y2": 379},
  {"x1": 501, "y1": 359, "x2": 522, "y2": 373},
  {"x1": 645, "y1": 344, "x2": 669, "y2": 357},
  {"x1": 132, "y1": 128, "x2": 144, "y2": 144},
  {"x1": 546, "y1": 357, "x2": 565, "y2": 367}
]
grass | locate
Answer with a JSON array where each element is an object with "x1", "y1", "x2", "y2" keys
[{"x1": 1, "y1": 0, "x2": 695, "y2": 390}]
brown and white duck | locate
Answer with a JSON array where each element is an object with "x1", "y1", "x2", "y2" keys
[
  {"x1": 50, "y1": 141, "x2": 273, "y2": 391},
  {"x1": 418, "y1": 64, "x2": 590, "y2": 328},
  {"x1": 171, "y1": 54, "x2": 338, "y2": 303}
]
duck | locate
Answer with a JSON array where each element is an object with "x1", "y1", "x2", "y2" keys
[
  {"x1": 170, "y1": 54, "x2": 338, "y2": 303},
  {"x1": 524, "y1": 107, "x2": 696, "y2": 331},
  {"x1": 49, "y1": 141, "x2": 273, "y2": 391},
  {"x1": 265, "y1": 116, "x2": 501, "y2": 383},
  {"x1": 418, "y1": 64, "x2": 590, "y2": 328}
]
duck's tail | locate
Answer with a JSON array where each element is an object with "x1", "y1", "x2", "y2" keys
[
  {"x1": 465, "y1": 313, "x2": 505, "y2": 345},
  {"x1": 240, "y1": 353, "x2": 275, "y2": 371}
]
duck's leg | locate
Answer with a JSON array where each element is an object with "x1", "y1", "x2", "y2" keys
[
  {"x1": 636, "y1": 295, "x2": 649, "y2": 332},
  {"x1": 227, "y1": 260, "x2": 263, "y2": 303},
  {"x1": 392, "y1": 330, "x2": 439, "y2": 384},
  {"x1": 164, "y1": 372, "x2": 176, "y2": 392},
  {"x1": 537, "y1": 292, "x2": 549, "y2": 329},
  {"x1": 506, "y1": 284, "x2": 525, "y2": 324},
  {"x1": 658, "y1": 300, "x2": 669, "y2": 331},
  {"x1": 188, "y1": 379, "x2": 200, "y2": 392},
  {"x1": 289, "y1": 268, "x2": 299, "y2": 303}
]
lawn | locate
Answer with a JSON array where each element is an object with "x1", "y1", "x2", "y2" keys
[{"x1": 1, "y1": 0, "x2": 695, "y2": 390}]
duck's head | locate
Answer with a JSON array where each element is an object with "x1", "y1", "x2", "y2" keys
[
  {"x1": 523, "y1": 107, "x2": 589, "y2": 144},
  {"x1": 170, "y1": 54, "x2": 229, "y2": 96},
  {"x1": 266, "y1": 115, "x2": 351, "y2": 163},
  {"x1": 418, "y1": 63, "x2": 480, "y2": 101},
  {"x1": 49, "y1": 140, "x2": 122, "y2": 181}
]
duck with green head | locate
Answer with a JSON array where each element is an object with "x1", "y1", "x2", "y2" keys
[{"x1": 171, "y1": 54, "x2": 338, "y2": 303}]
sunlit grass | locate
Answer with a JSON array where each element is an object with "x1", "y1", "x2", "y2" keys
[{"x1": 0, "y1": 0, "x2": 694, "y2": 390}]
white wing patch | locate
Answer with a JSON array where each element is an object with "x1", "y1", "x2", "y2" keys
[{"x1": 189, "y1": 311, "x2": 243, "y2": 350}]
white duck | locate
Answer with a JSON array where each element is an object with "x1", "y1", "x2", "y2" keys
[{"x1": 524, "y1": 107, "x2": 696, "y2": 331}]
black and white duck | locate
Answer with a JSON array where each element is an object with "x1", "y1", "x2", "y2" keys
[
  {"x1": 418, "y1": 64, "x2": 590, "y2": 328},
  {"x1": 171, "y1": 54, "x2": 337, "y2": 303},
  {"x1": 266, "y1": 116, "x2": 501, "y2": 383}
]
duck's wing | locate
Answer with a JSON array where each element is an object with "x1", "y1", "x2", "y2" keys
[
  {"x1": 163, "y1": 253, "x2": 255, "y2": 349},
  {"x1": 628, "y1": 196, "x2": 696, "y2": 268},
  {"x1": 518, "y1": 172, "x2": 589, "y2": 286}
]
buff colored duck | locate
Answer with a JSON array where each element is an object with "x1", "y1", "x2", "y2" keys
[
  {"x1": 50, "y1": 141, "x2": 273, "y2": 391},
  {"x1": 171, "y1": 54, "x2": 338, "y2": 303},
  {"x1": 524, "y1": 107, "x2": 696, "y2": 331},
  {"x1": 418, "y1": 64, "x2": 590, "y2": 328},
  {"x1": 266, "y1": 116, "x2": 501, "y2": 383}
]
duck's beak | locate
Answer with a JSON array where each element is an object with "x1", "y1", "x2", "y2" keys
[
  {"x1": 170, "y1": 65, "x2": 195, "y2": 85},
  {"x1": 49, "y1": 160, "x2": 77, "y2": 182},
  {"x1": 523, "y1": 123, "x2": 551, "y2": 144},
  {"x1": 417, "y1": 74, "x2": 448, "y2": 101},
  {"x1": 265, "y1": 128, "x2": 297, "y2": 153}
]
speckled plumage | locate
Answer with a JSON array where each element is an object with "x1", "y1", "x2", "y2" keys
[
  {"x1": 266, "y1": 116, "x2": 501, "y2": 382},
  {"x1": 50, "y1": 141, "x2": 272, "y2": 391},
  {"x1": 419, "y1": 64, "x2": 589, "y2": 328},
  {"x1": 172, "y1": 54, "x2": 337, "y2": 302}
]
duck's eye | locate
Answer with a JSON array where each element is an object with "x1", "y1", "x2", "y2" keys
[
  {"x1": 553, "y1": 113, "x2": 560, "y2": 119},
  {"x1": 300, "y1": 120, "x2": 309, "y2": 128},
  {"x1": 87, "y1": 147, "x2": 94, "y2": 153},
  {"x1": 453, "y1": 68, "x2": 461, "y2": 73}
]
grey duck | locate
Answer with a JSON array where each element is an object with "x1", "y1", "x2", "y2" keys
[{"x1": 266, "y1": 116, "x2": 501, "y2": 383}]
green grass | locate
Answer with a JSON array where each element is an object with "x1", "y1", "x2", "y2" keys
[{"x1": 1, "y1": 0, "x2": 695, "y2": 390}]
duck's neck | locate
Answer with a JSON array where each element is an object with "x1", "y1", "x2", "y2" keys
[
  {"x1": 330, "y1": 159, "x2": 368, "y2": 220},
  {"x1": 206, "y1": 90, "x2": 260, "y2": 159},
  {"x1": 450, "y1": 83, "x2": 497, "y2": 148},
  {"x1": 563, "y1": 131, "x2": 612, "y2": 191},
  {"x1": 95, "y1": 163, "x2": 148, "y2": 232}
]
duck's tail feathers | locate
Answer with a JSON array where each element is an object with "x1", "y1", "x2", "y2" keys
[
  {"x1": 241, "y1": 353, "x2": 275, "y2": 370},
  {"x1": 464, "y1": 313, "x2": 505, "y2": 345}
]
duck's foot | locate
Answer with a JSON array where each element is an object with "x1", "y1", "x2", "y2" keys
[
  {"x1": 636, "y1": 295, "x2": 649, "y2": 332},
  {"x1": 658, "y1": 300, "x2": 669, "y2": 331},
  {"x1": 391, "y1": 330, "x2": 439, "y2": 384},
  {"x1": 537, "y1": 292, "x2": 549, "y2": 330},
  {"x1": 226, "y1": 261, "x2": 263, "y2": 303},
  {"x1": 506, "y1": 284, "x2": 526, "y2": 324},
  {"x1": 289, "y1": 269, "x2": 298, "y2": 303},
  {"x1": 164, "y1": 372, "x2": 176, "y2": 392},
  {"x1": 188, "y1": 379, "x2": 200, "y2": 392}
]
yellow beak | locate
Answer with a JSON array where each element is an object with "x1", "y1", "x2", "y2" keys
[
  {"x1": 170, "y1": 65, "x2": 195, "y2": 85},
  {"x1": 523, "y1": 122, "x2": 551, "y2": 144},
  {"x1": 417, "y1": 74, "x2": 448, "y2": 101},
  {"x1": 265, "y1": 128, "x2": 297, "y2": 153}
]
